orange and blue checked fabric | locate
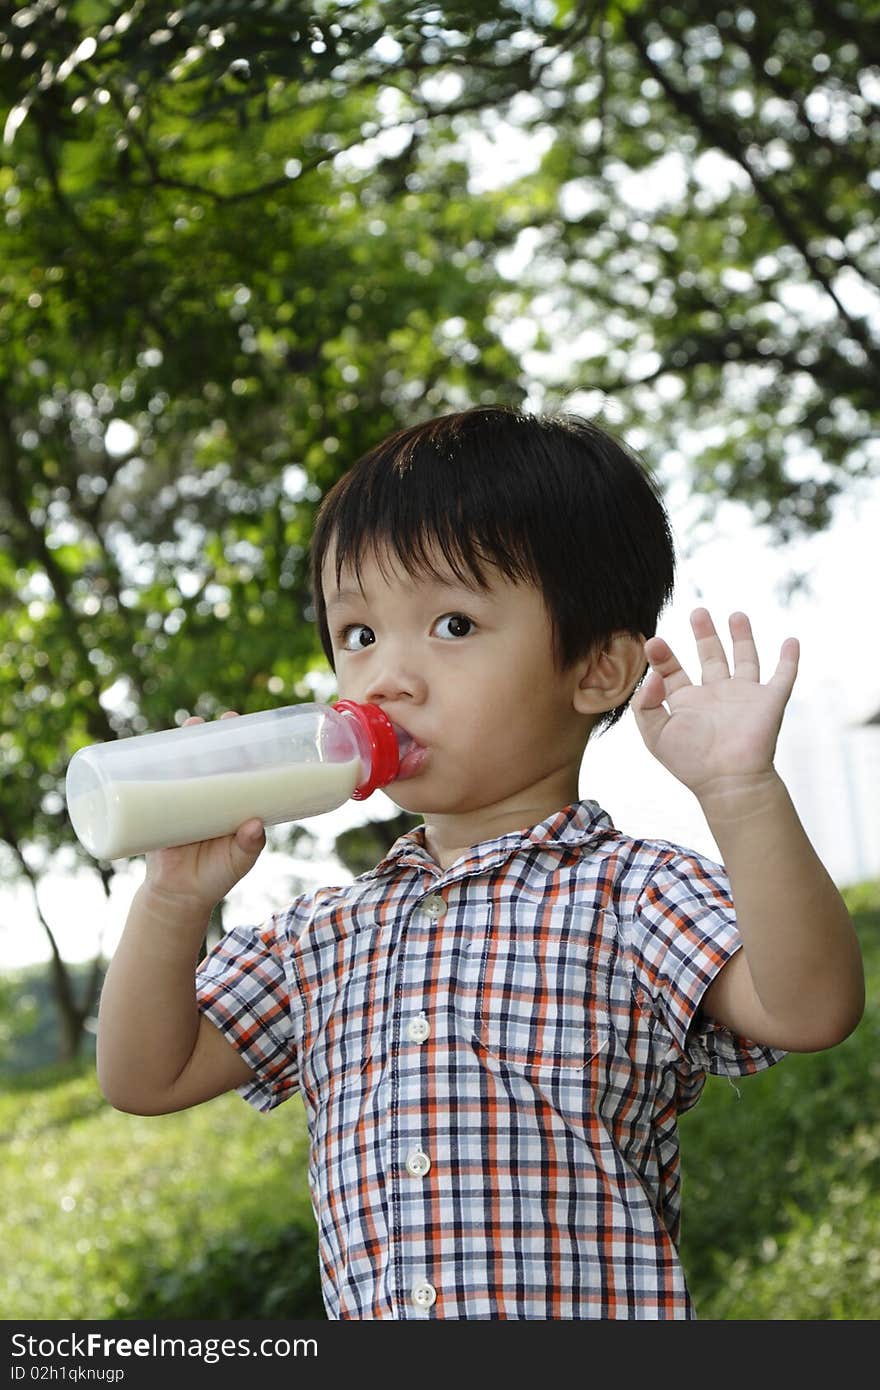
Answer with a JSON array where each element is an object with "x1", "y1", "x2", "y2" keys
[{"x1": 196, "y1": 800, "x2": 784, "y2": 1320}]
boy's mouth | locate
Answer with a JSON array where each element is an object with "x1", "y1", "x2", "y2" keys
[{"x1": 393, "y1": 726, "x2": 428, "y2": 781}]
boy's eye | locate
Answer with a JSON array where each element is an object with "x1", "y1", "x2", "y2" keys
[
  {"x1": 340, "y1": 623, "x2": 376, "y2": 651},
  {"x1": 432, "y1": 613, "x2": 473, "y2": 640}
]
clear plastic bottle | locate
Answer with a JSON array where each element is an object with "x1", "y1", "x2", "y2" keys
[{"x1": 65, "y1": 699, "x2": 403, "y2": 861}]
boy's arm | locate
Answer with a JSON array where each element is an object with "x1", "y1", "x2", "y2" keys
[
  {"x1": 633, "y1": 609, "x2": 865, "y2": 1053},
  {"x1": 97, "y1": 778, "x2": 266, "y2": 1114}
]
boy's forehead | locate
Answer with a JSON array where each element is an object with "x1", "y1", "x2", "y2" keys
[{"x1": 321, "y1": 537, "x2": 487, "y2": 602}]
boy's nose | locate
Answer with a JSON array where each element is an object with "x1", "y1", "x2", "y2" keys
[{"x1": 363, "y1": 653, "x2": 427, "y2": 706}]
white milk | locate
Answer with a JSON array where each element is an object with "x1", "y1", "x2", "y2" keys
[{"x1": 68, "y1": 757, "x2": 362, "y2": 860}]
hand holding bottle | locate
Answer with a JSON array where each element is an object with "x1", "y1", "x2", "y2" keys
[
  {"x1": 96, "y1": 707, "x2": 267, "y2": 1119},
  {"x1": 141, "y1": 712, "x2": 267, "y2": 912}
]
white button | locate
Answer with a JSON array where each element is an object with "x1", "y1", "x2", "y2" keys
[
  {"x1": 411, "y1": 1281, "x2": 437, "y2": 1310},
  {"x1": 406, "y1": 1015, "x2": 430, "y2": 1043},
  {"x1": 405, "y1": 1149, "x2": 431, "y2": 1178},
  {"x1": 421, "y1": 894, "x2": 446, "y2": 920}
]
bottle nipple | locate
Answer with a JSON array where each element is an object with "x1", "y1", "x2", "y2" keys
[{"x1": 333, "y1": 701, "x2": 401, "y2": 798}]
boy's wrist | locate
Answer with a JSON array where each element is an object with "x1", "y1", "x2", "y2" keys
[
  {"x1": 694, "y1": 767, "x2": 788, "y2": 830},
  {"x1": 133, "y1": 879, "x2": 216, "y2": 935}
]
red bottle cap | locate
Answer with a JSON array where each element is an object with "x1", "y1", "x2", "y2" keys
[{"x1": 333, "y1": 701, "x2": 400, "y2": 800}]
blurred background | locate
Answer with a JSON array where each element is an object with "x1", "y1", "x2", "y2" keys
[{"x1": 1, "y1": 0, "x2": 877, "y2": 1322}]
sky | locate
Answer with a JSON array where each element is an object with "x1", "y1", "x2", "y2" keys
[{"x1": 2, "y1": 467, "x2": 877, "y2": 973}]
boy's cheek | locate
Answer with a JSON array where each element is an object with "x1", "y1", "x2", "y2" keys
[{"x1": 334, "y1": 673, "x2": 362, "y2": 703}]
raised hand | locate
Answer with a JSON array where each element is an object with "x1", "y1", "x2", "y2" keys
[{"x1": 632, "y1": 608, "x2": 800, "y2": 805}]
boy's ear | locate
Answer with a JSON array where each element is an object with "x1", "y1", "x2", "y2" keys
[{"x1": 571, "y1": 633, "x2": 648, "y2": 716}]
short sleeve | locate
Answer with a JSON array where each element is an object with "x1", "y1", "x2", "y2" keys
[
  {"x1": 630, "y1": 847, "x2": 785, "y2": 1078},
  {"x1": 196, "y1": 915, "x2": 300, "y2": 1112}
]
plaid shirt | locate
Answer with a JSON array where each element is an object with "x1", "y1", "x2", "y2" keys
[{"x1": 196, "y1": 800, "x2": 783, "y2": 1320}]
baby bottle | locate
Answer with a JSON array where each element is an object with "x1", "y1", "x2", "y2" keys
[{"x1": 65, "y1": 699, "x2": 404, "y2": 861}]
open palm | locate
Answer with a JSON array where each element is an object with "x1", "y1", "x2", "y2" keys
[{"x1": 633, "y1": 609, "x2": 800, "y2": 801}]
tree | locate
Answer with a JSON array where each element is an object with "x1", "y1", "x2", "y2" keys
[
  {"x1": 0, "y1": 0, "x2": 527, "y2": 1054},
  {"x1": 496, "y1": 0, "x2": 879, "y2": 537},
  {"x1": 1, "y1": 0, "x2": 876, "y2": 1052}
]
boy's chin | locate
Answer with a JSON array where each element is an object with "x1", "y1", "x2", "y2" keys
[
  {"x1": 383, "y1": 785, "x2": 428, "y2": 815},
  {"x1": 383, "y1": 774, "x2": 452, "y2": 816},
  {"x1": 385, "y1": 784, "x2": 481, "y2": 819}
]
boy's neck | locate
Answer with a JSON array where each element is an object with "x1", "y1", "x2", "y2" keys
[{"x1": 419, "y1": 771, "x2": 582, "y2": 871}]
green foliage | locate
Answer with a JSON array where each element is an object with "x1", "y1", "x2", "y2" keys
[
  {"x1": 0, "y1": 0, "x2": 527, "y2": 1012},
  {"x1": 125, "y1": 1224, "x2": 325, "y2": 1321},
  {"x1": 0, "y1": 960, "x2": 99, "y2": 1074},
  {"x1": 1, "y1": 0, "x2": 877, "y2": 1046},
  {"x1": 331, "y1": 809, "x2": 421, "y2": 876},
  {"x1": 678, "y1": 887, "x2": 880, "y2": 1319},
  {"x1": 497, "y1": 0, "x2": 878, "y2": 536},
  {"x1": 1, "y1": 887, "x2": 877, "y2": 1321},
  {"x1": 0, "y1": 972, "x2": 39, "y2": 1066},
  {"x1": 0, "y1": 1063, "x2": 322, "y2": 1320}
]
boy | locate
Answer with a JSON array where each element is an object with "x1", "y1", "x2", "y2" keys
[{"x1": 97, "y1": 405, "x2": 864, "y2": 1320}]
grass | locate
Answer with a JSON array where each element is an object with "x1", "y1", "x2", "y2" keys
[
  {"x1": 0, "y1": 1067, "x2": 323, "y2": 1320},
  {"x1": 1, "y1": 883, "x2": 877, "y2": 1321}
]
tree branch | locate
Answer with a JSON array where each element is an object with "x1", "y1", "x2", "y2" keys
[
  {"x1": 0, "y1": 809, "x2": 102, "y2": 1057},
  {"x1": 0, "y1": 398, "x2": 118, "y2": 745},
  {"x1": 622, "y1": 13, "x2": 880, "y2": 368}
]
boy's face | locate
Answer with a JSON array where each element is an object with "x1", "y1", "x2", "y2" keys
[{"x1": 322, "y1": 542, "x2": 592, "y2": 824}]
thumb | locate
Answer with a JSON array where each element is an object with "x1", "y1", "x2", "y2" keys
[
  {"x1": 632, "y1": 673, "x2": 669, "y2": 751},
  {"x1": 636, "y1": 668, "x2": 667, "y2": 711},
  {"x1": 229, "y1": 819, "x2": 266, "y2": 871}
]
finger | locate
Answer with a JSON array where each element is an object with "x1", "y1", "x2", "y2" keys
[
  {"x1": 225, "y1": 821, "x2": 266, "y2": 880},
  {"x1": 234, "y1": 818, "x2": 265, "y2": 852},
  {"x1": 728, "y1": 611, "x2": 760, "y2": 682},
  {"x1": 690, "y1": 608, "x2": 731, "y2": 683},
  {"x1": 632, "y1": 681, "x2": 671, "y2": 748},
  {"x1": 635, "y1": 668, "x2": 668, "y2": 712},
  {"x1": 643, "y1": 635, "x2": 693, "y2": 699},
  {"x1": 184, "y1": 712, "x2": 240, "y2": 724},
  {"x1": 768, "y1": 636, "x2": 799, "y2": 705}
]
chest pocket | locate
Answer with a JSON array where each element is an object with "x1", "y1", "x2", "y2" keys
[{"x1": 474, "y1": 913, "x2": 610, "y2": 1071}]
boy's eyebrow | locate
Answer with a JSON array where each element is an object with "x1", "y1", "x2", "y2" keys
[
  {"x1": 326, "y1": 571, "x2": 493, "y2": 611},
  {"x1": 324, "y1": 587, "x2": 365, "y2": 612}
]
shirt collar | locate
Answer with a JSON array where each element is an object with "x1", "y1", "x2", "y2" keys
[{"x1": 362, "y1": 799, "x2": 615, "y2": 881}]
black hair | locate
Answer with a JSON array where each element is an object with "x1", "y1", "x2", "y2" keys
[{"x1": 309, "y1": 405, "x2": 675, "y2": 730}]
